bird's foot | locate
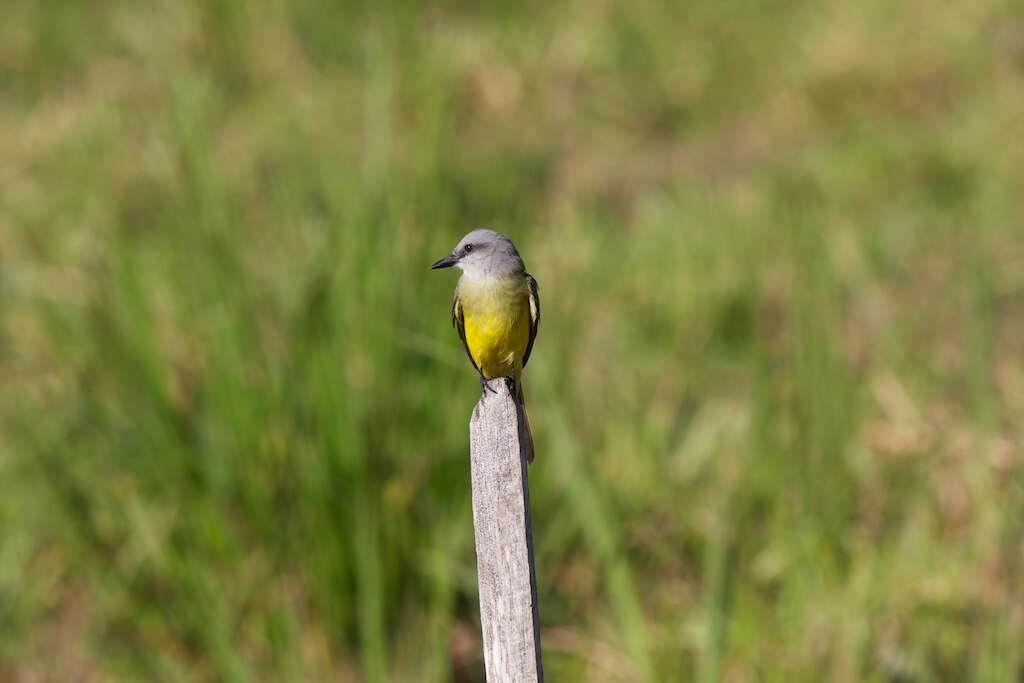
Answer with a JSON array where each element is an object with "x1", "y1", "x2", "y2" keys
[{"x1": 480, "y1": 375, "x2": 498, "y2": 394}]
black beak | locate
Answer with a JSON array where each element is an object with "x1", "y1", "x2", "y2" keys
[{"x1": 431, "y1": 254, "x2": 458, "y2": 269}]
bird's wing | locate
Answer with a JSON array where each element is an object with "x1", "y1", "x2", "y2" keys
[
  {"x1": 452, "y1": 288, "x2": 480, "y2": 373},
  {"x1": 522, "y1": 273, "x2": 540, "y2": 368}
]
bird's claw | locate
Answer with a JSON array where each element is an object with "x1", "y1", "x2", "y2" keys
[{"x1": 479, "y1": 375, "x2": 518, "y2": 396}]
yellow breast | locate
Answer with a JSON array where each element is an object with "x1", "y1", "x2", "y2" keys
[{"x1": 459, "y1": 276, "x2": 531, "y2": 379}]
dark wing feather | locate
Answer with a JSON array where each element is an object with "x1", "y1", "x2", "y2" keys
[
  {"x1": 522, "y1": 273, "x2": 540, "y2": 367},
  {"x1": 452, "y1": 289, "x2": 479, "y2": 373}
]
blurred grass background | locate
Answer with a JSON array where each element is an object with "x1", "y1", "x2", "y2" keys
[{"x1": 2, "y1": 0, "x2": 1024, "y2": 681}]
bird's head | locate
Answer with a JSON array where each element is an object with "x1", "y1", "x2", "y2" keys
[{"x1": 431, "y1": 229, "x2": 525, "y2": 278}]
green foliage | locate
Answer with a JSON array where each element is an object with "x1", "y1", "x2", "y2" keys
[{"x1": 2, "y1": 0, "x2": 1023, "y2": 680}]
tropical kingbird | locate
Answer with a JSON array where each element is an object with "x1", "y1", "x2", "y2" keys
[{"x1": 431, "y1": 229, "x2": 540, "y2": 462}]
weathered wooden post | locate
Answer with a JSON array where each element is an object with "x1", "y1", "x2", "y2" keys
[{"x1": 469, "y1": 377, "x2": 543, "y2": 682}]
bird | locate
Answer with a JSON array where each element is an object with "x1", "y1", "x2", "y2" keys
[{"x1": 431, "y1": 229, "x2": 540, "y2": 462}]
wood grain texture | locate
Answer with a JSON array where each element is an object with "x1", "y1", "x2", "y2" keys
[{"x1": 469, "y1": 378, "x2": 543, "y2": 682}]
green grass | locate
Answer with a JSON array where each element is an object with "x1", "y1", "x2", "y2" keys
[{"x1": 2, "y1": 0, "x2": 1024, "y2": 680}]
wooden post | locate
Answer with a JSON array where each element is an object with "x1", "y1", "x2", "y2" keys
[{"x1": 469, "y1": 377, "x2": 543, "y2": 682}]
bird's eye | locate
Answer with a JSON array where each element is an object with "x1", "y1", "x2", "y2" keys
[{"x1": 464, "y1": 244, "x2": 474, "y2": 254}]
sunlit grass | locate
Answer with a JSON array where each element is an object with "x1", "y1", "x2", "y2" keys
[{"x1": 2, "y1": 0, "x2": 1023, "y2": 681}]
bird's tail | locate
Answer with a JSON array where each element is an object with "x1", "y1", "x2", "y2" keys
[{"x1": 515, "y1": 377, "x2": 535, "y2": 464}]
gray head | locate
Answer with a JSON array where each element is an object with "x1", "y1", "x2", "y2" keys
[{"x1": 430, "y1": 229, "x2": 525, "y2": 278}]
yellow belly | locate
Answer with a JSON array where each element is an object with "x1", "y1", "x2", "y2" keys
[{"x1": 459, "y1": 277, "x2": 531, "y2": 379}]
